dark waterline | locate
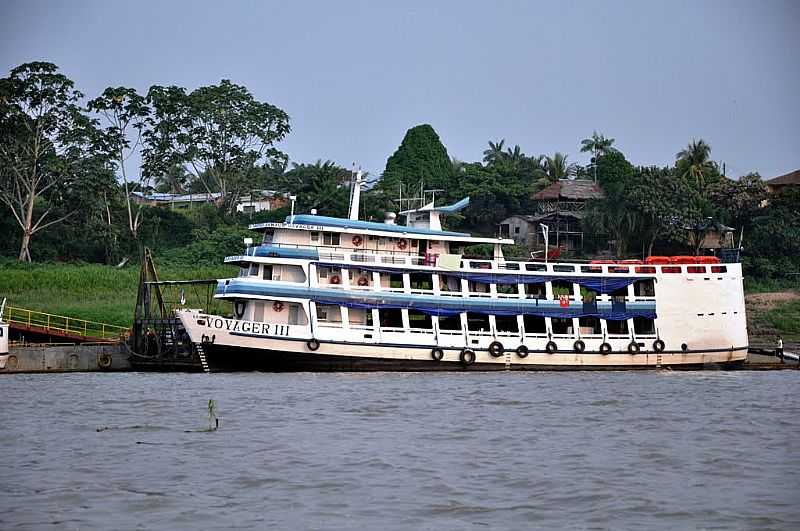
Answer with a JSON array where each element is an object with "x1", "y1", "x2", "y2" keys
[{"x1": 1, "y1": 371, "x2": 799, "y2": 530}]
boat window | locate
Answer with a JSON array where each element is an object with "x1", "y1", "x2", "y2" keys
[
  {"x1": 467, "y1": 313, "x2": 491, "y2": 333},
  {"x1": 468, "y1": 280, "x2": 490, "y2": 294},
  {"x1": 551, "y1": 317, "x2": 573, "y2": 335},
  {"x1": 578, "y1": 317, "x2": 601, "y2": 335},
  {"x1": 633, "y1": 279, "x2": 655, "y2": 297},
  {"x1": 525, "y1": 284, "x2": 546, "y2": 299},
  {"x1": 611, "y1": 287, "x2": 628, "y2": 302},
  {"x1": 553, "y1": 265, "x2": 575, "y2": 273},
  {"x1": 606, "y1": 319, "x2": 629, "y2": 334},
  {"x1": 448, "y1": 242, "x2": 465, "y2": 254},
  {"x1": 525, "y1": 263, "x2": 547, "y2": 272},
  {"x1": 310, "y1": 231, "x2": 319, "y2": 243},
  {"x1": 496, "y1": 283, "x2": 518, "y2": 296},
  {"x1": 381, "y1": 272, "x2": 404, "y2": 289},
  {"x1": 252, "y1": 302, "x2": 265, "y2": 322},
  {"x1": 495, "y1": 315, "x2": 519, "y2": 333},
  {"x1": 409, "y1": 273, "x2": 433, "y2": 290},
  {"x1": 523, "y1": 315, "x2": 547, "y2": 334},
  {"x1": 469, "y1": 261, "x2": 492, "y2": 269},
  {"x1": 439, "y1": 275, "x2": 461, "y2": 293},
  {"x1": 348, "y1": 308, "x2": 369, "y2": 326},
  {"x1": 272, "y1": 265, "x2": 306, "y2": 283},
  {"x1": 248, "y1": 263, "x2": 259, "y2": 276},
  {"x1": 438, "y1": 314, "x2": 462, "y2": 331},
  {"x1": 261, "y1": 230, "x2": 274, "y2": 244},
  {"x1": 551, "y1": 281, "x2": 573, "y2": 299},
  {"x1": 379, "y1": 308, "x2": 404, "y2": 328},
  {"x1": 322, "y1": 232, "x2": 340, "y2": 246},
  {"x1": 262, "y1": 265, "x2": 273, "y2": 281},
  {"x1": 287, "y1": 304, "x2": 308, "y2": 325},
  {"x1": 316, "y1": 304, "x2": 342, "y2": 324},
  {"x1": 239, "y1": 265, "x2": 249, "y2": 277},
  {"x1": 633, "y1": 317, "x2": 656, "y2": 335},
  {"x1": 502, "y1": 262, "x2": 520, "y2": 270},
  {"x1": 408, "y1": 310, "x2": 433, "y2": 330}
]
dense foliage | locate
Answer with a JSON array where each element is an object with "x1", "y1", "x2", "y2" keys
[{"x1": 0, "y1": 62, "x2": 797, "y2": 283}]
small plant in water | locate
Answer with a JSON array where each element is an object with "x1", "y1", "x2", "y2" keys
[{"x1": 208, "y1": 399, "x2": 219, "y2": 431}]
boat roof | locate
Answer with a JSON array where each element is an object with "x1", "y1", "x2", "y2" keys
[{"x1": 249, "y1": 214, "x2": 514, "y2": 244}]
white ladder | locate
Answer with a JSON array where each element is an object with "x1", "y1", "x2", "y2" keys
[{"x1": 195, "y1": 343, "x2": 210, "y2": 373}]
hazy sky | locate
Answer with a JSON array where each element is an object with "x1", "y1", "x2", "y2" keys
[{"x1": 2, "y1": 0, "x2": 798, "y2": 180}]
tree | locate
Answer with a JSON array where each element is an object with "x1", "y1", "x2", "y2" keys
[
  {"x1": 676, "y1": 139, "x2": 718, "y2": 189},
  {"x1": 380, "y1": 124, "x2": 453, "y2": 199},
  {"x1": 88, "y1": 87, "x2": 151, "y2": 239},
  {"x1": 0, "y1": 62, "x2": 112, "y2": 261},
  {"x1": 542, "y1": 152, "x2": 576, "y2": 181},
  {"x1": 482, "y1": 139, "x2": 506, "y2": 165},
  {"x1": 580, "y1": 131, "x2": 617, "y2": 158},
  {"x1": 142, "y1": 80, "x2": 291, "y2": 213},
  {"x1": 285, "y1": 160, "x2": 351, "y2": 217}
]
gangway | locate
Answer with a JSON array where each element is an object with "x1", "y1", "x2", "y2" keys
[{"x1": 1, "y1": 304, "x2": 129, "y2": 343}]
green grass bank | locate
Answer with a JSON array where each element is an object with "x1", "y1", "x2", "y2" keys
[{"x1": 0, "y1": 261, "x2": 237, "y2": 328}]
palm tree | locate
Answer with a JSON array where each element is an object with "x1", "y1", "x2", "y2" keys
[
  {"x1": 544, "y1": 152, "x2": 577, "y2": 181},
  {"x1": 482, "y1": 139, "x2": 506, "y2": 165},
  {"x1": 505, "y1": 144, "x2": 524, "y2": 164},
  {"x1": 580, "y1": 131, "x2": 617, "y2": 158},
  {"x1": 676, "y1": 139, "x2": 717, "y2": 189},
  {"x1": 154, "y1": 164, "x2": 188, "y2": 194}
]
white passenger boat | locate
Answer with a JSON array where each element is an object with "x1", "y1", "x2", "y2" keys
[{"x1": 177, "y1": 177, "x2": 748, "y2": 371}]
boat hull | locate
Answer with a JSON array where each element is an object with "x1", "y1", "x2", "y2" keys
[{"x1": 197, "y1": 341, "x2": 747, "y2": 372}]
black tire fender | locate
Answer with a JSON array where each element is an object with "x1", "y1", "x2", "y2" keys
[
  {"x1": 574, "y1": 340, "x2": 586, "y2": 353},
  {"x1": 307, "y1": 338, "x2": 320, "y2": 351},
  {"x1": 488, "y1": 341, "x2": 504, "y2": 358},
  {"x1": 545, "y1": 341, "x2": 557, "y2": 354},
  {"x1": 600, "y1": 342, "x2": 612, "y2": 354},
  {"x1": 653, "y1": 339, "x2": 665, "y2": 352},
  {"x1": 431, "y1": 347, "x2": 444, "y2": 361},
  {"x1": 628, "y1": 341, "x2": 641, "y2": 354},
  {"x1": 460, "y1": 349, "x2": 476, "y2": 365},
  {"x1": 516, "y1": 345, "x2": 529, "y2": 358}
]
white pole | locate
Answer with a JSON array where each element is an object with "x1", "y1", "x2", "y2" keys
[
  {"x1": 540, "y1": 224, "x2": 549, "y2": 263},
  {"x1": 290, "y1": 195, "x2": 297, "y2": 224}
]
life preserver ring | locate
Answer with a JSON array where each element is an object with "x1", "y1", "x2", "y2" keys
[
  {"x1": 431, "y1": 348, "x2": 444, "y2": 361},
  {"x1": 330, "y1": 275, "x2": 341, "y2": 285},
  {"x1": 516, "y1": 345, "x2": 529, "y2": 358},
  {"x1": 488, "y1": 341, "x2": 504, "y2": 358},
  {"x1": 460, "y1": 349, "x2": 476, "y2": 365},
  {"x1": 307, "y1": 338, "x2": 320, "y2": 351},
  {"x1": 397, "y1": 239, "x2": 408, "y2": 250},
  {"x1": 97, "y1": 353, "x2": 112, "y2": 369},
  {"x1": 234, "y1": 300, "x2": 246, "y2": 318},
  {"x1": 272, "y1": 301, "x2": 284, "y2": 312},
  {"x1": 574, "y1": 340, "x2": 585, "y2": 353},
  {"x1": 352, "y1": 235, "x2": 363, "y2": 247},
  {"x1": 653, "y1": 339, "x2": 665, "y2": 352},
  {"x1": 628, "y1": 341, "x2": 640, "y2": 354},
  {"x1": 545, "y1": 341, "x2": 557, "y2": 354},
  {"x1": 600, "y1": 342, "x2": 612, "y2": 354},
  {"x1": 357, "y1": 276, "x2": 369, "y2": 287}
]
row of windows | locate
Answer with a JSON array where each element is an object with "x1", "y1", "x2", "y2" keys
[{"x1": 318, "y1": 305, "x2": 656, "y2": 335}]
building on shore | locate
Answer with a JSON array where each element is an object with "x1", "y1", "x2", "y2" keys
[
  {"x1": 499, "y1": 179, "x2": 604, "y2": 251},
  {"x1": 131, "y1": 190, "x2": 289, "y2": 213},
  {"x1": 764, "y1": 169, "x2": 799, "y2": 194}
]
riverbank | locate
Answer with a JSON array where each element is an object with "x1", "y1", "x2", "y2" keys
[{"x1": 0, "y1": 261, "x2": 236, "y2": 327}]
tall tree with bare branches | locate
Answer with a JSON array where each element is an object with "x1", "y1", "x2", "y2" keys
[{"x1": 0, "y1": 62, "x2": 111, "y2": 261}]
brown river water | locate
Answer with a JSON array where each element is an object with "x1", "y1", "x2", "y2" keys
[{"x1": 1, "y1": 371, "x2": 799, "y2": 530}]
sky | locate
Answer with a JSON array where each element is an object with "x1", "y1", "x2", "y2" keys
[{"x1": 2, "y1": 0, "x2": 799, "y2": 181}]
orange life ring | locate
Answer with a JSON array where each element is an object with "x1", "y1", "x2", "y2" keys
[
  {"x1": 357, "y1": 276, "x2": 369, "y2": 286},
  {"x1": 272, "y1": 301, "x2": 284, "y2": 312},
  {"x1": 397, "y1": 239, "x2": 408, "y2": 250},
  {"x1": 330, "y1": 275, "x2": 341, "y2": 285},
  {"x1": 352, "y1": 235, "x2": 363, "y2": 247}
]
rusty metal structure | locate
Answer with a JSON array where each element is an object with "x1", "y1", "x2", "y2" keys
[{"x1": 128, "y1": 248, "x2": 223, "y2": 371}]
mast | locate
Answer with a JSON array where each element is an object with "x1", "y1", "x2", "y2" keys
[{"x1": 348, "y1": 169, "x2": 364, "y2": 221}]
